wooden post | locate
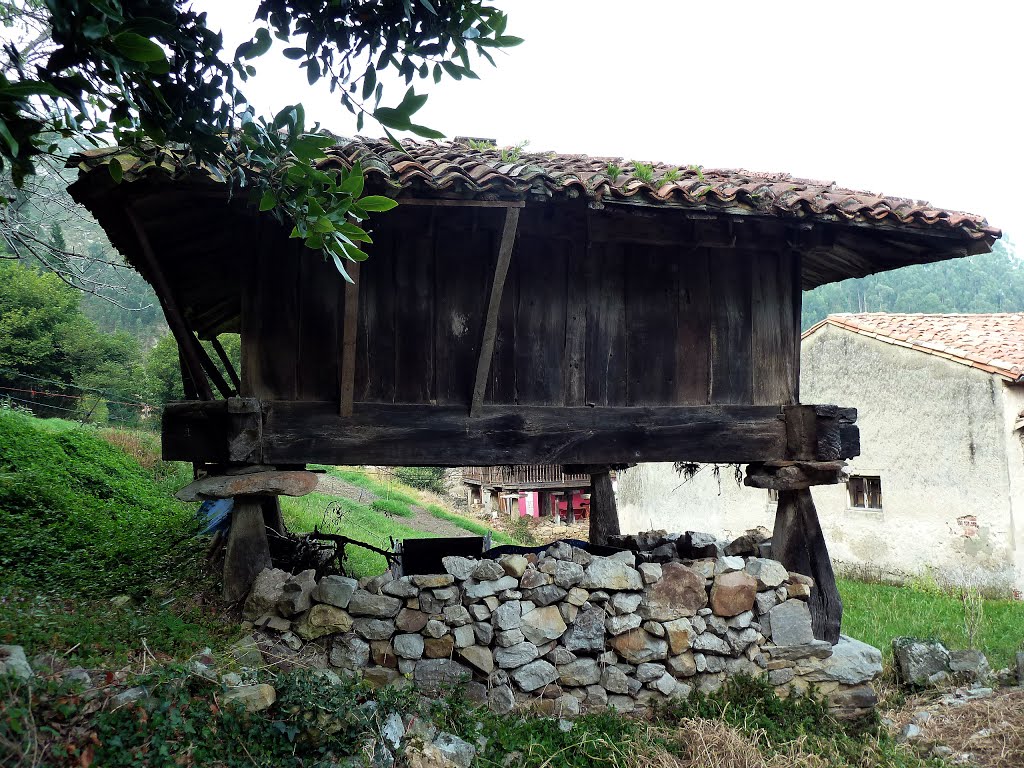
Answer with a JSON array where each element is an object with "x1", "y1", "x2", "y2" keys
[
  {"x1": 223, "y1": 496, "x2": 273, "y2": 602},
  {"x1": 339, "y1": 261, "x2": 360, "y2": 417},
  {"x1": 589, "y1": 470, "x2": 620, "y2": 545},
  {"x1": 773, "y1": 488, "x2": 842, "y2": 644},
  {"x1": 539, "y1": 490, "x2": 554, "y2": 519}
]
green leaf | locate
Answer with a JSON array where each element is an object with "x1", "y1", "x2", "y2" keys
[
  {"x1": 441, "y1": 61, "x2": 462, "y2": 80},
  {"x1": 358, "y1": 195, "x2": 399, "y2": 213},
  {"x1": 496, "y1": 35, "x2": 525, "y2": 47},
  {"x1": 313, "y1": 217, "x2": 335, "y2": 233},
  {"x1": 397, "y1": 86, "x2": 428, "y2": 115},
  {"x1": 419, "y1": 0, "x2": 438, "y2": 13},
  {"x1": 113, "y1": 32, "x2": 166, "y2": 63},
  {"x1": 306, "y1": 59, "x2": 320, "y2": 85},
  {"x1": 283, "y1": 47, "x2": 306, "y2": 60},
  {"x1": 249, "y1": 28, "x2": 272, "y2": 58},
  {"x1": 374, "y1": 107, "x2": 411, "y2": 131},
  {"x1": 2, "y1": 82, "x2": 63, "y2": 99},
  {"x1": 343, "y1": 243, "x2": 370, "y2": 262},
  {"x1": 330, "y1": 252, "x2": 354, "y2": 283},
  {"x1": 108, "y1": 158, "x2": 123, "y2": 183},
  {"x1": 409, "y1": 123, "x2": 445, "y2": 140},
  {"x1": 362, "y1": 66, "x2": 376, "y2": 101},
  {"x1": 0, "y1": 119, "x2": 18, "y2": 155},
  {"x1": 259, "y1": 190, "x2": 276, "y2": 211},
  {"x1": 433, "y1": 63, "x2": 442, "y2": 84}
]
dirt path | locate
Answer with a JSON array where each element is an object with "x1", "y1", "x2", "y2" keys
[{"x1": 315, "y1": 474, "x2": 472, "y2": 538}]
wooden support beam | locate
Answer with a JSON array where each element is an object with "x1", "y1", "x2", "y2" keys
[
  {"x1": 589, "y1": 470, "x2": 619, "y2": 545},
  {"x1": 339, "y1": 261, "x2": 360, "y2": 417},
  {"x1": 211, "y1": 336, "x2": 241, "y2": 393},
  {"x1": 163, "y1": 400, "x2": 860, "y2": 466},
  {"x1": 223, "y1": 496, "x2": 273, "y2": 602},
  {"x1": 127, "y1": 207, "x2": 215, "y2": 401},
  {"x1": 772, "y1": 489, "x2": 842, "y2": 644},
  {"x1": 470, "y1": 206, "x2": 521, "y2": 417}
]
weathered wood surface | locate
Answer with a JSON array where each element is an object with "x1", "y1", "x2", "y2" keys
[
  {"x1": 744, "y1": 461, "x2": 848, "y2": 491},
  {"x1": 772, "y1": 489, "x2": 842, "y2": 644},
  {"x1": 175, "y1": 470, "x2": 319, "y2": 501},
  {"x1": 589, "y1": 470, "x2": 620, "y2": 546},
  {"x1": 163, "y1": 400, "x2": 859, "y2": 466},
  {"x1": 470, "y1": 206, "x2": 520, "y2": 417},
  {"x1": 223, "y1": 498, "x2": 272, "y2": 602}
]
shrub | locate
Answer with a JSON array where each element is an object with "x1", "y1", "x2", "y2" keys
[
  {"x1": 370, "y1": 498, "x2": 414, "y2": 518},
  {"x1": 392, "y1": 466, "x2": 446, "y2": 494}
]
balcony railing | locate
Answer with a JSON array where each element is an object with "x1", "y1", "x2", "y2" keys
[{"x1": 462, "y1": 465, "x2": 591, "y2": 487}]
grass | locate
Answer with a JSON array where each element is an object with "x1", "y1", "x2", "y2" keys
[
  {"x1": 425, "y1": 503, "x2": 515, "y2": 545},
  {"x1": 280, "y1": 491, "x2": 438, "y2": 578},
  {"x1": 839, "y1": 577, "x2": 1024, "y2": 670},
  {"x1": 0, "y1": 410, "x2": 231, "y2": 664}
]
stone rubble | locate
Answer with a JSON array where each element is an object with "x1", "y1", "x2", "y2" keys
[{"x1": 242, "y1": 529, "x2": 883, "y2": 718}]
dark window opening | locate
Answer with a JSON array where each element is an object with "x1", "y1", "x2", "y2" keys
[{"x1": 848, "y1": 475, "x2": 882, "y2": 510}]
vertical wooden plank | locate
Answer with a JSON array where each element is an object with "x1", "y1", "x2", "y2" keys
[
  {"x1": 675, "y1": 248, "x2": 711, "y2": 405},
  {"x1": 562, "y1": 237, "x2": 588, "y2": 406},
  {"x1": 709, "y1": 249, "x2": 752, "y2": 404},
  {"x1": 790, "y1": 249, "x2": 803, "y2": 404},
  {"x1": 340, "y1": 260, "x2": 360, "y2": 417},
  {"x1": 625, "y1": 244, "x2": 679, "y2": 406},
  {"x1": 513, "y1": 234, "x2": 568, "y2": 405},
  {"x1": 484, "y1": 247, "x2": 518, "y2": 404},
  {"x1": 240, "y1": 222, "x2": 299, "y2": 400},
  {"x1": 297, "y1": 245, "x2": 341, "y2": 401},
  {"x1": 434, "y1": 208, "x2": 494, "y2": 405},
  {"x1": 394, "y1": 207, "x2": 436, "y2": 403},
  {"x1": 751, "y1": 249, "x2": 793, "y2": 406},
  {"x1": 584, "y1": 240, "x2": 628, "y2": 406},
  {"x1": 355, "y1": 226, "x2": 396, "y2": 403}
]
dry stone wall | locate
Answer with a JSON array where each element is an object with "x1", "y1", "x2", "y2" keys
[{"x1": 243, "y1": 531, "x2": 882, "y2": 719}]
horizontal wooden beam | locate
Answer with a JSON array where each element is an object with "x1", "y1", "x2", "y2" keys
[{"x1": 163, "y1": 401, "x2": 859, "y2": 467}]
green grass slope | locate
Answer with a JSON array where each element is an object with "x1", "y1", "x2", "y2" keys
[{"x1": 0, "y1": 410, "x2": 195, "y2": 597}]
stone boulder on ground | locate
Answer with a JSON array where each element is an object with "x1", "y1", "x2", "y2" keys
[{"x1": 893, "y1": 638, "x2": 951, "y2": 687}]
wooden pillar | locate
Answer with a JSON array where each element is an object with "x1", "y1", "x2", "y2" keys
[
  {"x1": 539, "y1": 490, "x2": 554, "y2": 519},
  {"x1": 261, "y1": 496, "x2": 285, "y2": 536},
  {"x1": 223, "y1": 496, "x2": 273, "y2": 602},
  {"x1": 589, "y1": 471, "x2": 620, "y2": 545},
  {"x1": 773, "y1": 488, "x2": 842, "y2": 644}
]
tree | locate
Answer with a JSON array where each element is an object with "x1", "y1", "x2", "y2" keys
[
  {"x1": 0, "y1": 258, "x2": 147, "y2": 419},
  {"x1": 0, "y1": 0, "x2": 520, "y2": 281}
]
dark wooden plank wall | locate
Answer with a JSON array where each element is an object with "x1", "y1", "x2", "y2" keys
[{"x1": 240, "y1": 206, "x2": 800, "y2": 409}]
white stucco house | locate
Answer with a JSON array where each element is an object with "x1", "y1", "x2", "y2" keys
[{"x1": 617, "y1": 313, "x2": 1024, "y2": 596}]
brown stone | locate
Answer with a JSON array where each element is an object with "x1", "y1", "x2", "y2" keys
[
  {"x1": 371, "y1": 640, "x2": 398, "y2": 668},
  {"x1": 640, "y1": 562, "x2": 707, "y2": 621},
  {"x1": 396, "y1": 608, "x2": 430, "y2": 632},
  {"x1": 608, "y1": 629, "x2": 669, "y2": 664},
  {"x1": 663, "y1": 617, "x2": 694, "y2": 654},
  {"x1": 710, "y1": 571, "x2": 757, "y2": 617},
  {"x1": 424, "y1": 635, "x2": 455, "y2": 658},
  {"x1": 787, "y1": 582, "x2": 812, "y2": 600},
  {"x1": 294, "y1": 604, "x2": 353, "y2": 640}
]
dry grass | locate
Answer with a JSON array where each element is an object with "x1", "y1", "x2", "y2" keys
[
  {"x1": 98, "y1": 427, "x2": 161, "y2": 468},
  {"x1": 888, "y1": 688, "x2": 1024, "y2": 768}
]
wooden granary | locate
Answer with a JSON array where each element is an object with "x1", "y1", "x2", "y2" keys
[{"x1": 69, "y1": 139, "x2": 1000, "y2": 641}]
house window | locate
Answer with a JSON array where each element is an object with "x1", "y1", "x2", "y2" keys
[{"x1": 848, "y1": 475, "x2": 882, "y2": 511}]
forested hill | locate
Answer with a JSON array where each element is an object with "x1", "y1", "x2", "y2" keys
[{"x1": 801, "y1": 237, "x2": 1019, "y2": 330}]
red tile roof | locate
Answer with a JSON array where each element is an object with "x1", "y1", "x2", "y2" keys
[
  {"x1": 72, "y1": 138, "x2": 1001, "y2": 243},
  {"x1": 320, "y1": 139, "x2": 1000, "y2": 241},
  {"x1": 804, "y1": 313, "x2": 1024, "y2": 380}
]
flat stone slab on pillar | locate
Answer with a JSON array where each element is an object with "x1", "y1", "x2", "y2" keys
[{"x1": 176, "y1": 470, "x2": 318, "y2": 502}]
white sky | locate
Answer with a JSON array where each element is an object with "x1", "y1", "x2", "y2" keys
[{"x1": 204, "y1": 0, "x2": 1023, "y2": 243}]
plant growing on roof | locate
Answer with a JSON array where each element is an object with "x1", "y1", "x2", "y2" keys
[
  {"x1": 688, "y1": 164, "x2": 706, "y2": 181},
  {"x1": 499, "y1": 139, "x2": 529, "y2": 163},
  {"x1": 466, "y1": 138, "x2": 497, "y2": 150},
  {"x1": 0, "y1": 1, "x2": 522, "y2": 279},
  {"x1": 605, "y1": 163, "x2": 623, "y2": 182},
  {"x1": 658, "y1": 168, "x2": 681, "y2": 185},
  {"x1": 631, "y1": 161, "x2": 654, "y2": 183}
]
